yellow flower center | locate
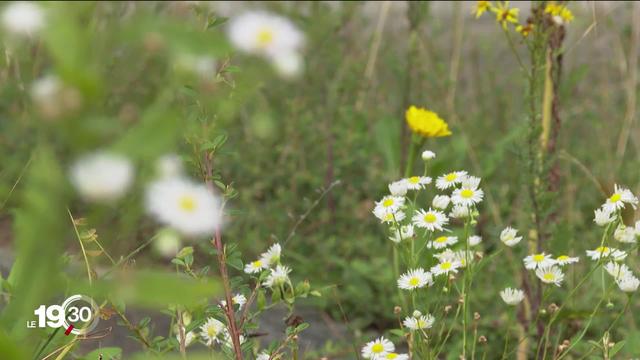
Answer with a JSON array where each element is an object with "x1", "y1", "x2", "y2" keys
[
  {"x1": 610, "y1": 193, "x2": 621, "y2": 203},
  {"x1": 387, "y1": 354, "x2": 398, "y2": 359},
  {"x1": 445, "y1": 173, "x2": 457, "y2": 182},
  {"x1": 179, "y1": 195, "x2": 197, "y2": 212},
  {"x1": 383, "y1": 198, "x2": 394, "y2": 207},
  {"x1": 440, "y1": 261, "x2": 452, "y2": 270},
  {"x1": 417, "y1": 319, "x2": 427, "y2": 328},
  {"x1": 409, "y1": 277, "x2": 420, "y2": 287},
  {"x1": 409, "y1": 176, "x2": 420, "y2": 184},
  {"x1": 435, "y1": 236, "x2": 448, "y2": 243},
  {"x1": 257, "y1": 28, "x2": 274, "y2": 47},
  {"x1": 207, "y1": 326, "x2": 218, "y2": 337},
  {"x1": 252, "y1": 260, "x2": 262, "y2": 268},
  {"x1": 424, "y1": 213, "x2": 437, "y2": 223},
  {"x1": 543, "y1": 273, "x2": 555, "y2": 281},
  {"x1": 372, "y1": 343, "x2": 384, "y2": 353},
  {"x1": 533, "y1": 254, "x2": 545, "y2": 262},
  {"x1": 460, "y1": 189, "x2": 474, "y2": 199},
  {"x1": 557, "y1": 255, "x2": 569, "y2": 262},
  {"x1": 596, "y1": 246, "x2": 609, "y2": 253}
]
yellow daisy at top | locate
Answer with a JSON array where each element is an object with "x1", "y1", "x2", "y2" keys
[
  {"x1": 405, "y1": 105, "x2": 451, "y2": 138},
  {"x1": 492, "y1": 1, "x2": 519, "y2": 29},
  {"x1": 474, "y1": 1, "x2": 492, "y2": 18},
  {"x1": 516, "y1": 23, "x2": 534, "y2": 37},
  {"x1": 545, "y1": 2, "x2": 574, "y2": 24}
]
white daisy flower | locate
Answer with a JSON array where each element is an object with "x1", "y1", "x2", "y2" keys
[
  {"x1": 449, "y1": 204, "x2": 471, "y2": 219},
  {"x1": 221, "y1": 330, "x2": 246, "y2": 348},
  {"x1": 604, "y1": 262, "x2": 632, "y2": 280},
  {"x1": 412, "y1": 208, "x2": 448, "y2": 231},
  {"x1": 145, "y1": 177, "x2": 221, "y2": 237},
  {"x1": 603, "y1": 184, "x2": 638, "y2": 212},
  {"x1": 535, "y1": 266, "x2": 564, "y2": 286},
  {"x1": 427, "y1": 235, "x2": 458, "y2": 249},
  {"x1": 468, "y1": 235, "x2": 482, "y2": 246},
  {"x1": 594, "y1": 208, "x2": 615, "y2": 226},
  {"x1": 460, "y1": 175, "x2": 481, "y2": 189},
  {"x1": 383, "y1": 353, "x2": 409, "y2": 360},
  {"x1": 523, "y1": 253, "x2": 556, "y2": 270},
  {"x1": 388, "y1": 180, "x2": 408, "y2": 196},
  {"x1": 227, "y1": 11, "x2": 304, "y2": 57},
  {"x1": 176, "y1": 330, "x2": 195, "y2": 347},
  {"x1": 389, "y1": 224, "x2": 414, "y2": 244},
  {"x1": 586, "y1": 247, "x2": 627, "y2": 261},
  {"x1": 614, "y1": 225, "x2": 637, "y2": 244},
  {"x1": 397, "y1": 268, "x2": 433, "y2": 290},
  {"x1": 453, "y1": 250, "x2": 475, "y2": 267},
  {"x1": 404, "y1": 176, "x2": 432, "y2": 190},
  {"x1": 430, "y1": 259, "x2": 461, "y2": 277},
  {"x1": 259, "y1": 243, "x2": 282, "y2": 267},
  {"x1": 435, "y1": 171, "x2": 467, "y2": 190},
  {"x1": 500, "y1": 227, "x2": 522, "y2": 247},
  {"x1": 374, "y1": 195, "x2": 405, "y2": 213},
  {"x1": 432, "y1": 195, "x2": 451, "y2": 210},
  {"x1": 403, "y1": 311, "x2": 435, "y2": 330},
  {"x1": 421, "y1": 150, "x2": 436, "y2": 160},
  {"x1": 555, "y1": 255, "x2": 579, "y2": 266},
  {"x1": 373, "y1": 207, "x2": 405, "y2": 224},
  {"x1": 199, "y1": 317, "x2": 225, "y2": 346},
  {"x1": 635, "y1": 220, "x2": 640, "y2": 234},
  {"x1": 70, "y1": 152, "x2": 134, "y2": 202},
  {"x1": 361, "y1": 336, "x2": 395, "y2": 359},
  {"x1": 499, "y1": 288, "x2": 525, "y2": 305},
  {"x1": 244, "y1": 259, "x2": 267, "y2": 274},
  {"x1": 451, "y1": 186, "x2": 484, "y2": 207},
  {"x1": 616, "y1": 274, "x2": 640, "y2": 292},
  {"x1": 221, "y1": 293, "x2": 248, "y2": 310},
  {"x1": 262, "y1": 265, "x2": 291, "y2": 288},
  {"x1": 2, "y1": 1, "x2": 44, "y2": 36}
]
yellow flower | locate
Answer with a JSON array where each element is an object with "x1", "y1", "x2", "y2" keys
[
  {"x1": 492, "y1": 1, "x2": 519, "y2": 29},
  {"x1": 545, "y1": 2, "x2": 574, "y2": 24},
  {"x1": 516, "y1": 23, "x2": 534, "y2": 37},
  {"x1": 405, "y1": 106, "x2": 451, "y2": 138},
  {"x1": 474, "y1": 1, "x2": 492, "y2": 18}
]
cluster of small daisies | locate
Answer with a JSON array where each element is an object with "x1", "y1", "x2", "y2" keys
[
  {"x1": 366, "y1": 150, "x2": 485, "y2": 355},
  {"x1": 244, "y1": 243, "x2": 292, "y2": 290},
  {"x1": 69, "y1": 151, "x2": 222, "y2": 239},
  {"x1": 361, "y1": 337, "x2": 408, "y2": 360},
  {"x1": 496, "y1": 184, "x2": 640, "y2": 305}
]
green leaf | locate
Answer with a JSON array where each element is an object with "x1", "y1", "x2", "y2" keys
[{"x1": 609, "y1": 340, "x2": 625, "y2": 357}]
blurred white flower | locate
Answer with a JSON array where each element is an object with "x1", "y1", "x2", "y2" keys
[
  {"x1": 604, "y1": 262, "x2": 632, "y2": 281},
  {"x1": 156, "y1": 154, "x2": 184, "y2": 178},
  {"x1": 593, "y1": 208, "x2": 614, "y2": 226},
  {"x1": 70, "y1": 152, "x2": 134, "y2": 202},
  {"x1": 259, "y1": 243, "x2": 282, "y2": 267},
  {"x1": 451, "y1": 186, "x2": 484, "y2": 207},
  {"x1": 432, "y1": 194, "x2": 450, "y2": 210},
  {"x1": 430, "y1": 259, "x2": 461, "y2": 277},
  {"x1": 256, "y1": 352, "x2": 270, "y2": 360},
  {"x1": 586, "y1": 246, "x2": 627, "y2": 261},
  {"x1": 468, "y1": 235, "x2": 482, "y2": 246},
  {"x1": 614, "y1": 224, "x2": 637, "y2": 243},
  {"x1": 499, "y1": 287, "x2": 524, "y2": 305},
  {"x1": 421, "y1": 150, "x2": 436, "y2": 160},
  {"x1": 175, "y1": 330, "x2": 195, "y2": 347},
  {"x1": 389, "y1": 224, "x2": 414, "y2": 243},
  {"x1": 523, "y1": 253, "x2": 556, "y2": 270},
  {"x1": 555, "y1": 255, "x2": 579, "y2": 266},
  {"x1": 403, "y1": 311, "x2": 435, "y2": 330},
  {"x1": 153, "y1": 228, "x2": 181, "y2": 258},
  {"x1": 228, "y1": 11, "x2": 303, "y2": 56},
  {"x1": 616, "y1": 274, "x2": 640, "y2": 292},
  {"x1": 435, "y1": 170, "x2": 467, "y2": 190},
  {"x1": 263, "y1": 264, "x2": 291, "y2": 288},
  {"x1": 221, "y1": 293, "x2": 247, "y2": 310},
  {"x1": 145, "y1": 177, "x2": 221, "y2": 237},
  {"x1": 500, "y1": 227, "x2": 522, "y2": 247},
  {"x1": 2, "y1": 1, "x2": 44, "y2": 36},
  {"x1": 271, "y1": 51, "x2": 303, "y2": 78},
  {"x1": 374, "y1": 195, "x2": 405, "y2": 213},
  {"x1": 449, "y1": 204, "x2": 470, "y2": 219},
  {"x1": 403, "y1": 176, "x2": 431, "y2": 190},
  {"x1": 244, "y1": 259, "x2": 266, "y2": 274},
  {"x1": 412, "y1": 208, "x2": 448, "y2": 231},
  {"x1": 427, "y1": 235, "x2": 458, "y2": 249},
  {"x1": 388, "y1": 180, "x2": 408, "y2": 196}
]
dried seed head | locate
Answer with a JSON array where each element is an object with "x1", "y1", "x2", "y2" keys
[
  {"x1": 444, "y1": 305, "x2": 453, "y2": 314},
  {"x1": 548, "y1": 303, "x2": 559, "y2": 313},
  {"x1": 394, "y1": 306, "x2": 402, "y2": 315},
  {"x1": 478, "y1": 335, "x2": 487, "y2": 344},
  {"x1": 474, "y1": 312, "x2": 481, "y2": 321}
]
